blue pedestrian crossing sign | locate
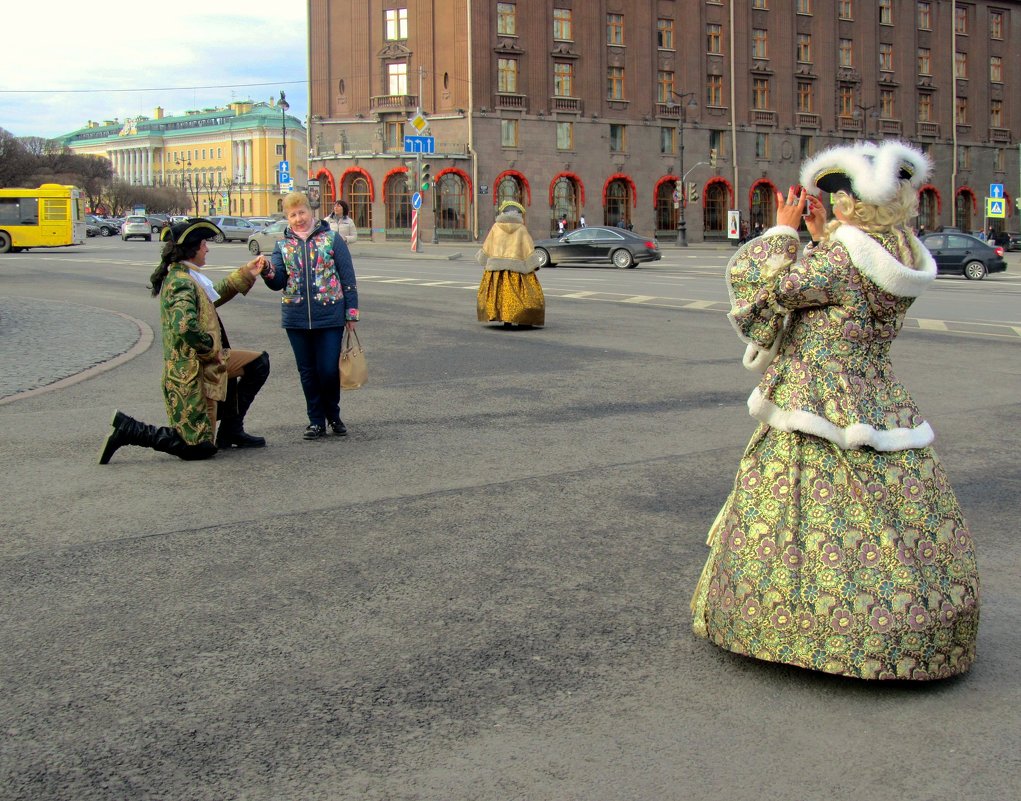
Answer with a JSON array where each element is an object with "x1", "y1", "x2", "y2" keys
[
  {"x1": 986, "y1": 197, "x2": 1006, "y2": 218},
  {"x1": 990, "y1": 183, "x2": 1004, "y2": 199}
]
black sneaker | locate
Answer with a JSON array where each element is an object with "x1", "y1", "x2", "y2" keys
[
  {"x1": 329, "y1": 419, "x2": 347, "y2": 436},
  {"x1": 303, "y1": 424, "x2": 326, "y2": 440}
]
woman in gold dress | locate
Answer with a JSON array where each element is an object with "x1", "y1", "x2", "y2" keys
[
  {"x1": 476, "y1": 201, "x2": 545, "y2": 327},
  {"x1": 691, "y1": 141, "x2": 980, "y2": 680}
]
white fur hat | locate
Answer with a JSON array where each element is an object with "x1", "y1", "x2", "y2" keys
[{"x1": 799, "y1": 140, "x2": 931, "y2": 205}]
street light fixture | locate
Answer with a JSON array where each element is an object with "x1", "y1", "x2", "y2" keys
[
  {"x1": 278, "y1": 91, "x2": 290, "y2": 165},
  {"x1": 174, "y1": 158, "x2": 195, "y2": 214},
  {"x1": 670, "y1": 91, "x2": 698, "y2": 247},
  {"x1": 854, "y1": 103, "x2": 879, "y2": 138}
]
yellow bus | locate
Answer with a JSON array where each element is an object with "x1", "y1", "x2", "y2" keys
[{"x1": 0, "y1": 184, "x2": 86, "y2": 253}]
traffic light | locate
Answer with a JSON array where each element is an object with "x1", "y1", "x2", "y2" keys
[
  {"x1": 404, "y1": 160, "x2": 416, "y2": 192},
  {"x1": 420, "y1": 162, "x2": 432, "y2": 192},
  {"x1": 687, "y1": 182, "x2": 699, "y2": 203},
  {"x1": 709, "y1": 148, "x2": 718, "y2": 167}
]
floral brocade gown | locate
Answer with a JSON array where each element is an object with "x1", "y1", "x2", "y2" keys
[{"x1": 691, "y1": 223, "x2": 980, "y2": 680}]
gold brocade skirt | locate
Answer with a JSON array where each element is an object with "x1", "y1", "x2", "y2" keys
[{"x1": 477, "y1": 270, "x2": 545, "y2": 326}]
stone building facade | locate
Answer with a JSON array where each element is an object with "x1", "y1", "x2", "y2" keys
[{"x1": 308, "y1": 0, "x2": 1021, "y2": 243}]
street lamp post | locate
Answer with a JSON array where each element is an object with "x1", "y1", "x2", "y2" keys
[
  {"x1": 672, "y1": 91, "x2": 698, "y2": 247},
  {"x1": 278, "y1": 91, "x2": 290, "y2": 166},
  {"x1": 854, "y1": 103, "x2": 878, "y2": 139}
]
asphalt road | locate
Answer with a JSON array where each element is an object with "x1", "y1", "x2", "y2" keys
[{"x1": 1, "y1": 241, "x2": 1019, "y2": 801}]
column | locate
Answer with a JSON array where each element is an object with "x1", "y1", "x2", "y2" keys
[{"x1": 147, "y1": 148, "x2": 153, "y2": 185}]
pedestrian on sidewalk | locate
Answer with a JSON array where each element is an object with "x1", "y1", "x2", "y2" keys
[
  {"x1": 476, "y1": 200, "x2": 545, "y2": 328},
  {"x1": 99, "y1": 218, "x2": 271, "y2": 464},
  {"x1": 262, "y1": 191, "x2": 359, "y2": 441},
  {"x1": 325, "y1": 198, "x2": 358, "y2": 245},
  {"x1": 690, "y1": 140, "x2": 980, "y2": 680}
]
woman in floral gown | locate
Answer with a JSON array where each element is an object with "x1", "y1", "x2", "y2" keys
[{"x1": 691, "y1": 141, "x2": 979, "y2": 680}]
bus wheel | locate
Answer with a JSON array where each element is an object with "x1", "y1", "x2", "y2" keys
[{"x1": 0, "y1": 232, "x2": 12, "y2": 253}]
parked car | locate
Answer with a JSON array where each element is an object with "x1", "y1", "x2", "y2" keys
[
  {"x1": 247, "y1": 219, "x2": 287, "y2": 255},
  {"x1": 121, "y1": 215, "x2": 153, "y2": 242},
  {"x1": 146, "y1": 214, "x2": 169, "y2": 234},
  {"x1": 992, "y1": 230, "x2": 1021, "y2": 252},
  {"x1": 920, "y1": 232, "x2": 1007, "y2": 280},
  {"x1": 85, "y1": 220, "x2": 100, "y2": 237},
  {"x1": 206, "y1": 215, "x2": 258, "y2": 243},
  {"x1": 246, "y1": 216, "x2": 278, "y2": 230},
  {"x1": 85, "y1": 214, "x2": 118, "y2": 237},
  {"x1": 532, "y1": 226, "x2": 662, "y2": 269}
]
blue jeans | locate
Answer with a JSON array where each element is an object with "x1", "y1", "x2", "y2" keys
[{"x1": 285, "y1": 326, "x2": 344, "y2": 427}]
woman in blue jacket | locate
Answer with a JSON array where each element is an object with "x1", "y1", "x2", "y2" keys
[{"x1": 263, "y1": 192, "x2": 359, "y2": 440}]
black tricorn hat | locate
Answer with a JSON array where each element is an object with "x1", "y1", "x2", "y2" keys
[{"x1": 160, "y1": 217, "x2": 222, "y2": 246}]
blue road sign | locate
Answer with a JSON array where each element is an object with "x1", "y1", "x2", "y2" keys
[
  {"x1": 278, "y1": 160, "x2": 290, "y2": 173},
  {"x1": 990, "y1": 183, "x2": 1004, "y2": 199},
  {"x1": 404, "y1": 136, "x2": 436, "y2": 154},
  {"x1": 411, "y1": 191, "x2": 423, "y2": 210},
  {"x1": 279, "y1": 171, "x2": 291, "y2": 184}
]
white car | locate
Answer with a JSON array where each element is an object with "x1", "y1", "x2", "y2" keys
[{"x1": 120, "y1": 215, "x2": 152, "y2": 241}]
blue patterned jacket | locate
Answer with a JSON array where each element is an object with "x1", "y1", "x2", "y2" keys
[{"x1": 265, "y1": 220, "x2": 359, "y2": 329}]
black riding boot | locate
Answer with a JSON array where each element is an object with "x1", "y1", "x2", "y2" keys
[
  {"x1": 216, "y1": 352, "x2": 270, "y2": 449},
  {"x1": 98, "y1": 410, "x2": 218, "y2": 464}
]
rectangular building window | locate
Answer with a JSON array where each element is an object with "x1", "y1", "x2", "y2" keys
[
  {"x1": 958, "y1": 146, "x2": 970, "y2": 170},
  {"x1": 955, "y1": 5, "x2": 968, "y2": 34},
  {"x1": 838, "y1": 86, "x2": 854, "y2": 117},
  {"x1": 657, "y1": 71, "x2": 675, "y2": 103},
  {"x1": 755, "y1": 133, "x2": 769, "y2": 160},
  {"x1": 609, "y1": 124, "x2": 626, "y2": 153},
  {"x1": 879, "y1": 0, "x2": 893, "y2": 24},
  {"x1": 918, "y1": 93, "x2": 933, "y2": 122},
  {"x1": 501, "y1": 119, "x2": 518, "y2": 148},
  {"x1": 752, "y1": 0, "x2": 768, "y2": 8},
  {"x1": 554, "y1": 62, "x2": 574, "y2": 96},
  {"x1": 607, "y1": 13, "x2": 624, "y2": 45},
  {"x1": 607, "y1": 66, "x2": 625, "y2": 100},
  {"x1": 498, "y1": 58, "x2": 518, "y2": 93},
  {"x1": 385, "y1": 8, "x2": 408, "y2": 41},
  {"x1": 800, "y1": 135, "x2": 814, "y2": 160},
  {"x1": 991, "y1": 10, "x2": 1004, "y2": 39},
  {"x1": 918, "y1": 48, "x2": 931, "y2": 75},
  {"x1": 797, "y1": 34, "x2": 812, "y2": 63},
  {"x1": 995, "y1": 147, "x2": 1005, "y2": 171},
  {"x1": 753, "y1": 77, "x2": 770, "y2": 109},
  {"x1": 554, "y1": 8, "x2": 572, "y2": 41},
  {"x1": 991, "y1": 99, "x2": 1003, "y2": 127},
  {"x1": 658, "y1": 19, "x2": 675, "y2": 49},
  {"x1": 955, "y1": 51, "x2": 968, "y2": 79},
  {"x1": 752, "y1": 29, "x2": 768, "y2": 59},
  {"x1": 880, "y1": 89, "x2": 895, "y2": 118},
  {"x1": 387, "y1": 62, "x2": 408, "y2": 95},
  {"x1": 556, "y1": 121, "x2": 574, "y2": 150},
  {"x1": 710, "y1": 130, "x2": 726, "y2": 159},
  {"x1": 797, "y1": 81, "x2": 814, "y2": 112},
  {"x1": 660, "y1": 127, "x2": 676, "y2": 155},
  {"x1": 797, "y1": 0, "x2": 812, "y2": 14},
  {"x1": 839, "y1": 39, "x2": 854, "y2": 68},
  {"x1": 707, "y1": 23, "x2": 722, "y2": 54},
  {"x1": 838, "y1": 0, "x2": 853, "y2": 20},
  {"x1": 879, "y1": 43, "x2": 893, "y2": 71},
  {"x1": 956, "y1": 97, "x2": 968, "y2": 125},
  {"x1": 384, "y1": 122, "x2": 403, "y2": 149},
  {"x1": 990, "y1": 56, "x2": 1003, "y2": 83},
  {"x1": 917, "y1": 1, "x2": 931, "y2": 30},
  {"x1": 497, "y1": 3, "x2": 516, "y2": 35},
  {"x1": 707, "y1": 75, "x2": 723, "y2": 106}
]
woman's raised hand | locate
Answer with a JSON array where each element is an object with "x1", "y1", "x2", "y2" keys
[{"x1": 775, "y1": 187, "x2": 808, "y2": 230}]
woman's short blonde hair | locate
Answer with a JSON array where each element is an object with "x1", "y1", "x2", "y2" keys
[
  {"x1": 282, "y1": 191, "x2": 311, "y2": 213},
  {"x1": 824, "y1": 183, "x2": 919, "y2": 239}
]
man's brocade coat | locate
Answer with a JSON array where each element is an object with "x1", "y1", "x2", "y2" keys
[{"x1": 159, "y1": 263, "x2": 256, "y2": 444}]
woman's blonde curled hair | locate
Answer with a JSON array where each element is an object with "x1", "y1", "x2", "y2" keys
[
  {"x1": 282, "y1": 191, "x2": 311, "y2": 213},
  {"x1": 822, "y1": 183, "x2": 919, "y2": 241}
]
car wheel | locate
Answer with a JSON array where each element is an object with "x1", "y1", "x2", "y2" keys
[
  {"x1": 150, "y1": 225, "x2": 160, "y2": 233},
  {"x1": 248, "y1": 240, "x2": 260, "y2": 255},
  {"x1": 963, "y1": 260, "x2": 987, "y2": 280},
  {"x1": 214, "y1": 233, "x2": 226, "y2": 244},
  {"x1": 100, "y1": 227, "x2": 112, "y2": 237},
  {"x1": 0, "y1": 232, "x2": 12, "y2": 253},
  {"x1": 612, "y1": 248, "x2": 634, "y2": 269},
  {"x1": 534, "y1": 247, "x2": 553, "y2": 267}
]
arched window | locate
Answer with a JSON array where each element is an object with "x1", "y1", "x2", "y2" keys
[
  {"x1": 704, "y1": 183, "x2": 728, "y2": 234},
  {"x1": 955, "y1": 189, "x2": 975, "y2": 232},
  {"x1": 551, "y1": 176, "x2": 579, "y2": 235},
  {"x1": 435, "y1": 172, "x2": 470, "y2": 238},
  {"x1": 750, "y1": 181, "x2": 776, "y2": 230},
  {"x1": 918, "y1": 188, "x2": 939, "y2": 231},
  {"x1": 497, "y1": 174, "x2": 525, "y2": 213},
  {"x1": 347, "y1": 176, "x2": 372, "y2": 231},
  {"x1": 604, "y1": 179, "x2": 632, "y2": 228},
  {"x1": 655, "y1": 179, "x2": 678, "y2": 234},
  {"x1": 321, "y1": 177, "x2": 336, "y2": 209},
  {"x1": 384, "y1": 172, "x2": 412, "y2": 236}
]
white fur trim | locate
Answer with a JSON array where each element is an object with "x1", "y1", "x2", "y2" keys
[
  {"x1": 832, "y1": 226, "x2": 935, "y2": 297},
  {"x1": 800, "y1": 140, "x2": 932, "y2": 205},
  {"x1": 748, "y1": 388, "x2": 935, "y2": 452},
  {"x1": 742, "y1": 341, "x2": 780, "y2": 373}
]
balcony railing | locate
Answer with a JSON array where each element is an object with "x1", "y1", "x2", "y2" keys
[
  {"x1": 990, "y1": 127, "x2": 1011, "y2": 143},
  {"x1": 878, "y1": 118, "x2": 902, "y2": 135},
  {"x1": 495, "y1": 93, "x2": 527, "y2": 110},
  {"x1": 550, "y1": 96, "x2": 582, "y2": 113},
  {"x1": 751, "y1": 109, "x2": 776, "y2": 126},
  {"x1": 796, "y1": 113, "x2": 820, "y2": 128},
  {"x1": 917, "y1": 121, "x2": 940, "y2": 137},
  {"x1": 838, "y1": 115, "x2": 863, "y2": 131},
  {"x1": 369, "y1": 94, "x2": 418, "y2": 111},
  {"x1": 657, "y1": 102, "x2": 680, "y2": 117}
]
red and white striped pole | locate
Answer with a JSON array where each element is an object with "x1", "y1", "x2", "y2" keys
[{"x1": 410, "y1": 209, "x2": 419, "y2": 252}]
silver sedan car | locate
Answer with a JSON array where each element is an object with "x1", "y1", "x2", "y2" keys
[{"x1": 247, "y1": 219, "x2": 288, "y2": 255}]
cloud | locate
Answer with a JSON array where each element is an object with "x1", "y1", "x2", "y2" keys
[{"x1": 0, "y1": 1, "x2": 307, "y2": 138}]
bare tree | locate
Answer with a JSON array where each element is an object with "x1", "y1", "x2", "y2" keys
[{"x1": 0, "y1": 128, "x2": 38, "y2": 188}]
